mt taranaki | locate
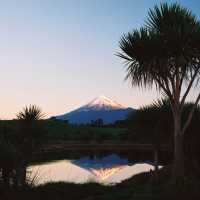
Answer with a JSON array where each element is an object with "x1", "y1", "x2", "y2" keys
[{"x1": 54, "y1": 95, "x2": 134, "y2": 124}]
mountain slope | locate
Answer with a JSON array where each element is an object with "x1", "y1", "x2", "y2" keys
[{"x1": 54, "y1": 95, "x2": 135, "y2": 124}]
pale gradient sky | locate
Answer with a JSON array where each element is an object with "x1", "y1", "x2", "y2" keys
[{"x1": 0, "y1": 0, "x2": 200, "y2": 119}]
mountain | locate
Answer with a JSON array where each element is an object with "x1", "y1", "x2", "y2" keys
[{"x1": 53, "y1": 95, "x2": 135, "y2": 124}]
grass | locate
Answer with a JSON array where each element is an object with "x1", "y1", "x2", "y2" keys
[
  {"x1": 43, "y1": 120, "x2": 127, "y2": 140},
  {"x1": 0, "y1": 120, "x2": 127, "y2": 141},
  {"x1": 0, "y1": 181, "x2": 164, "y2": 200}
]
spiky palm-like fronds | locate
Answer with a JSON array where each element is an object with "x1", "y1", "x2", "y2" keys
[
  {"x1": 17, "y1": 105, "x2": 45, "y2": 121},
  {"x1": 118, "y1": 3, "x2": 200, "y2": 91}
]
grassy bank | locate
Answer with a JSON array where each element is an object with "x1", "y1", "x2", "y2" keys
[
  {"x1": 1, "y1": 167, "x2": 200, "y2": 200},
  {"x1": 1, "y1": 120, "x2": 127, "y2": 141},
  {"x1": 43, "y1": 120, "x2": 127, "y2": 140},
  {"x1": 0, "y1": 179, "x2": 165, "y2": 200}
]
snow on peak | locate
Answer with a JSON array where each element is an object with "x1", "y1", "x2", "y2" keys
[
  {"x1": 79, "y1": 95, "x2": 126, "y2": 111},
  {"x1": 55, "y1": 95, "x2": 134, "y2": 123}
]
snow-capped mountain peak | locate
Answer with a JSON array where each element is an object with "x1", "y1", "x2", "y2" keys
[
  {"x1": 81, "y1": 95, "x2": 126, "y2": 111},
  {"x1": 54, "y1": 95, "x2": 134, "y2": 124}
]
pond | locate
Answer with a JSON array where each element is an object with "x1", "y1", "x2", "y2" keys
[{"x1": 27, "y1": 154, "x2": 161, "y2": 185}]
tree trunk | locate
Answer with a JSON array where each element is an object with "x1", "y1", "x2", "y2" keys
[
  {"x1": 174, "y1": 133, "x2": 184, "y2": 176},
  {"x1": 153, "y1": 147, "x2": 159, "y2": 183},
  {"x1": 173, "y1": 114, "x2": 185, "y2": 180},
  {"x1": 16, "y1": 160, "x2": 27, "y2": 187},
  {"x1": 13, "y1": 166, "x2": 21, "y2": 187},
  {"x1": 20, "y1": 163, "x2": 27, "y2": 186},
  {"x1": 154, "y1": 148, "x2": 159, "y2": 171}
]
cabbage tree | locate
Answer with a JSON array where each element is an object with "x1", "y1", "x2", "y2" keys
[
  {"x1": 118, "y1": 3, "x2": 200, "y2": 180},
  {"x1": 16, "y1": 105, "x2": 45, "y2": 186}
]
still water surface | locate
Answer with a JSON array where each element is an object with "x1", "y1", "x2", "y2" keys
[{"x1": 28, "y1": 154, "x2": 158, "y2": 185}]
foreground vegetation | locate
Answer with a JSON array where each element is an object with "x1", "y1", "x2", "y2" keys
[
  {"x1": 0, "y1": 182, "x2": 166, "y2": 200},
  {"x1": 1, "y1": 166, "x2": 200, "y2": 200}
]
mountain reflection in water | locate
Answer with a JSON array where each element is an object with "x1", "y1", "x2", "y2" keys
[{"x1": 28, "y1": 154, "x2": 157, "y2": 185}]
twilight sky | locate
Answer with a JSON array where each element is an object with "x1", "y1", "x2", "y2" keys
[{"x1": 0, "y1": 0, "x2": 200, "y2": 119}]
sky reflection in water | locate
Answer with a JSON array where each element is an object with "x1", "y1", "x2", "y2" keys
[{"x1": 28, "y1": 154, "x2": 157, "y2": 185}]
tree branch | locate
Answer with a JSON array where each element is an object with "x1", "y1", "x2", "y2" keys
[
  {"x1": 180, "y1": 68, "x2": 199, "y2": 109},
  {"x1": 154, "y1": 77, "x2": 176, "y2": 116},
  {"x1": 157, "y1": 79, "x2": 173, "y2": 99},
  {"x1": 169, "y1": 74, "x2": 176, "y2": 96},
  {"x1": 179, "y1": 63, "x2": 188, "y2": 96},
  {"x1": 182, "y1": 92, "x2": 200, "y2": 135}
]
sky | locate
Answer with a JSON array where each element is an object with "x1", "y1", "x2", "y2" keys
[{"x1": 0, "y1": 0, "x2": 200, "y2": 119}]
